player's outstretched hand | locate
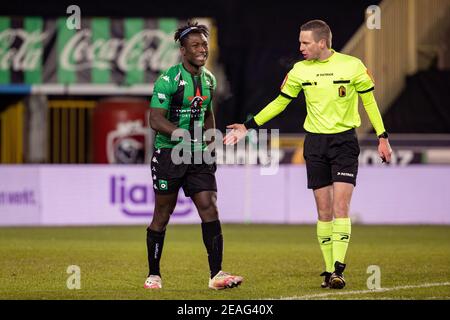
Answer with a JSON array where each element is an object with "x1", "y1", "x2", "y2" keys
[
  {"x1": 378, "y1": 138, "x2": 392, "y2": 163},
  {"x1": 223, "y1": 124, "x2": 248, "y2": 145}
]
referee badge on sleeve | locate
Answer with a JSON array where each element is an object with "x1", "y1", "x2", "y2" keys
[{"x1": 338, "y1": 85, "x2": 346, "y2": 97}]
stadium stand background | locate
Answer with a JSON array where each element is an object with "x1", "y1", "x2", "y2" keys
[
  {"x1": 0, "y1": 0, "x2": 379, "y2": 131},
  {"x1": 0, "y1": 0, "x2": 449, "y2": 166},
  {"x1": 0, "y1": 0, "x2": 449, "y2": 225}
]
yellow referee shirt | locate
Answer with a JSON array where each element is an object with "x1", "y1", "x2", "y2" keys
[{"x1": 253, "y1": 49, "x2": 386, "y2": 135}]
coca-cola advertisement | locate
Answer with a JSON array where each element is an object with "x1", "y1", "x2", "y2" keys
[{"x1": 0, "y1": 17, "x2": 195, "y2": 85}]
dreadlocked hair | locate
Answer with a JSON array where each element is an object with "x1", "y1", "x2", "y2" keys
[{"x1": 174, "y1": 20, "x2": 209, "y2": 46}]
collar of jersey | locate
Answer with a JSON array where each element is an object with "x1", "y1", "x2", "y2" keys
[
  {"x1": 314, "y1": 49, "x2": 336, "y2": 64},
  {"x1": 180, "y1": 62, "x2": 204, "y2": 77}
]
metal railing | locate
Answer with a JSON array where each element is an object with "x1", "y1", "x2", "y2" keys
[
  {"x1": 0, "y1": 101, "x2": 24, "y2": 163},
  {"x1": 342, "y1": 0, "x2": 450, "y2": 136},
  {"x1": 47, "y1": 100, "x2": 96, "y2": 163}
]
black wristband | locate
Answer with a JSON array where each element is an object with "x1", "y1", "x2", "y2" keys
[
  {"x1": 243, "y1": 117, "x2": 259, "y2": 130},
  {"x1": 378, "y1": 131, "x2": 389, "y2": 139}
]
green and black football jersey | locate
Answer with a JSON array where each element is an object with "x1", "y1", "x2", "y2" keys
[{"x1": 150, "y1": 63, "x2": 216, "y2": 150}]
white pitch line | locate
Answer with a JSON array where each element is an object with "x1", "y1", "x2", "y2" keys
[{"x1": 272, "y1": 282, "x2": 450, "y2": 300}]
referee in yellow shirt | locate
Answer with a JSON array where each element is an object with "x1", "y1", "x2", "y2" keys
[{"x1": 224, "y1": 20, "x2": 392, "y2": 289}]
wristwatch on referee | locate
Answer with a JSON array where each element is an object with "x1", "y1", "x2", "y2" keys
[{"x1": 378, "y1": 131, "x2": 389, "y2": 139}]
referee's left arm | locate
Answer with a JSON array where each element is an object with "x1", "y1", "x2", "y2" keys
[
  {"x1": 354, "y1": 60, "x2": 392, "y2": 162},
  {"x1": 359, "y1": 90, "x2": 385, "y2": 136},
  {"x1": 354, "y1": 60, "x2": 386, "y2": 136}
]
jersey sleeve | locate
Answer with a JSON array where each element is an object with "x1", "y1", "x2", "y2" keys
[
  {"x1": 280, "y1": 63, "x2": 303, "y2": 99},
  {"x1": 354, "y1": 59, "x2": 375, "y2": 94},
  {"x1": 254, "y1": 94, "x2": 292, "y2": 126},
  {"x1": 360, "y1": 90, "x2": 386, "y2": 136},
  {"x1": 150, "y1": 73, "x2": 174, "y2": 109},
  {"x1": 207, "y1": 74, "x2": 217, "y2": 111}
]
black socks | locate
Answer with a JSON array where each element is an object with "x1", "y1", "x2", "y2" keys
[
  {"x1": 147, "y1": 221, "x2": 224, "y2": 279},
  {"x1": 146, "y1": 228, "x2": 166, "y2": 277},
  {"x1": 201, "y1": 220, "x2": 223, "y2": 279}
]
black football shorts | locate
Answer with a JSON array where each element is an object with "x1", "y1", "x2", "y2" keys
[
  {"x1": 303, "y1": 128, "x2": 360, "y2": 189},
  {"x1": 150, "y1": 148, "x2": 217, "y2": 197}
]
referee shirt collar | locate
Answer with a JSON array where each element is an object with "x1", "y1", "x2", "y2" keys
[{"x1": 317, "y1": 49, "x2": 336, "y2": 63}]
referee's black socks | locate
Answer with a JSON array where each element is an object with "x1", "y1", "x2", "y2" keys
[
  {"x1": 146, "y1": 227, "x2": 166, "y2": 277},
  {"x1": 201, "y1": 220, "x2": 223, "y2": 279}
]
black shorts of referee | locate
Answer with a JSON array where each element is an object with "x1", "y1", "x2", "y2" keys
[{"x1": 303, "y1": 128, "x2": 360, "y2": 190}]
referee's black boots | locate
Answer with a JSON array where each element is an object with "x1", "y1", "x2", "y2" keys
[
  {"x1": 330, "y1": 261, "x2": 346, "y2": 289},
  {"x1": 320, "y1": 271, "x2": 332, "y2": 288}
]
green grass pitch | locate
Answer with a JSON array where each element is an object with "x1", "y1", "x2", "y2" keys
[{"x1": 0, "y1": 224, "x2": 449, "y2": 300}]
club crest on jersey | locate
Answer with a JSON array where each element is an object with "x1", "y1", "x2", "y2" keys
[
  {"x1": 158, "y1": 179, "x2": 168, "y2": 191},
  {"x1": 338, "y1": 85, "x2": 346, "y2": 97},
  {"x1": 188, "y1": 87, "x2": 208, "y2": 108}
]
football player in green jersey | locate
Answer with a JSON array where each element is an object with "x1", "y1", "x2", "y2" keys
[
  {"x1": 224, "y1": 20, "x2": 392, "y2": 289},
  {"x1": 144, "y1": 21, "x2": 243, "y2": 290}
]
